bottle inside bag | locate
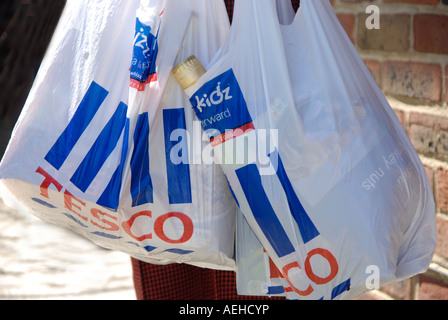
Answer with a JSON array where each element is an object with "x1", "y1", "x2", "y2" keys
[
  {"x1": 173, "y1": 55, "x2": 262, "y2": 169},
  {"x1": 172, "y1": 55, "x2": 206, "y2": 91}
]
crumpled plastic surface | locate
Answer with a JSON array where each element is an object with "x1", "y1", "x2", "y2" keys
[
  {"x1": 183, "y1": 0, "x2": 437, "y2": 300},
  {"x1": 0, "y1": 0, "x2": 236, "y2": 271}
]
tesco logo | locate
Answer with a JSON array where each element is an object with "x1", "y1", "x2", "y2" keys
[
  {"x1": 34, "y1": 166, "x2": 194, "y2": 249},
  {"x1": 121, "y1": 210, "x2": 194, "y2": 244}
]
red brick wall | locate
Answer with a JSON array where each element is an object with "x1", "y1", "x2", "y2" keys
[{"x1": 331, "y1": 0, "x2": 448, "y2": 300}]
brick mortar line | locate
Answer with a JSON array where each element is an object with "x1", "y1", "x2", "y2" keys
[
  {"x1": 333, "y1": 0, "x2": 448, "y2": 15},
  {"x1": 419, "y1": 155, "x2": 448, "y2": 172},
  {"x1": 443, "y1": 63, "x2": 447, "y2": 108},
  {"x1": 409, "y1": 12, "x2": 415, "y2": 55},
  {"x1": 387, "y1": 96, "x2": 448, "y2": 116},
  {"x1": 359, "y1": 52, "x2": 448, "y2": 66}
]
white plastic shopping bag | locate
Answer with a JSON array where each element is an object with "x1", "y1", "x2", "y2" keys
[
  {"x1": 119, "y1": 0, "x2": 236, "y2": 269},
  {"x1": 179, "y1": 0, "x2": 437, "y2": 299},
  {"x1": 236, "y1": 210, "x2": 288, "y2": 297},
  {"x1": 0, "y1": 0, "x2": 139, "y2": 239},
  {"x1": 0, "y1": 0, "x2": 236, "y2": 271}
]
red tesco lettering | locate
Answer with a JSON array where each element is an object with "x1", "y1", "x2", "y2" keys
[
  {"x1": 281, "y1": 248, "x2": 339, "y2": 297},
  {"x1": 35, "y1": 167, "x2": 194, "y2": 245},
  {"x1": 122, "y1": 211, "x2": 194, "y2": 244}
]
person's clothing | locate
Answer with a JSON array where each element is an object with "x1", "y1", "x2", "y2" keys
[
  {"x1": 131, "y1": 259, "x2": 287, "y2": 300},
  {"x1": 131, "y1": 0, "x2": 301, "y2": 301}
]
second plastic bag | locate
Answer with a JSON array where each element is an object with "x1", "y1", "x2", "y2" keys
[
  {"x1": 120, "y1": 0, "x2": 236, "y2": 269},
  {"x1": 180, "y1": 0, "x2": 436, "y2": 299}
]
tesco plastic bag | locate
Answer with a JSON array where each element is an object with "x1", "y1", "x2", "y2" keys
[
  {"x1": 236, "y1": 210, "x2": 288, "y2": 297},
  {"x1": 0, "y1": 0, "x2": 236, "y2": 271},
  {"x1": 120, "y1": 0, "x2": 236, "y2": 269},
  {"x1": 0, "y1": 0, "x2": 138, "y2": 242},
  {"x1": 178, "y1": 0, "x2": 437, "y2": 299}
]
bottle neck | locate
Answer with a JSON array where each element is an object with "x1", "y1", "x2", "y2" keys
[{"x1": 173, "y1": 56, "x2": 206, "y2": 91}]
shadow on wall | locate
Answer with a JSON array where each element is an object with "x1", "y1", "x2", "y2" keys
[
  {"x1": 0, "y1": 119, "x2": 13, "y2": 158},
  {"x1": 0, "y1": 0, "x2": 66, "y2": 157}
]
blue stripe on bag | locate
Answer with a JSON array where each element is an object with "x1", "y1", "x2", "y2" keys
[
  {"x1": 272, "y1": 152, "x2": 320, "y2": 244},
  {"x1": 331, "y1": 278, "x2": 351, "y2": 300},
  {"x1": 45, "y1": 81, "x2": 109, "y2": 170},
  {"x1": 267, "y1": 286, "x2": 285, "y2": 295},
  {"x1": 130, "y1": 113, "x2": 153, "y2": 207},
  {"x1": 97, "y1": 118, "x2": 130, "y2": 210},
  {"x1": 236, "y1": 164, "x2": 295, "y2": 258},
  {"x1": 70, "y1": 102, "x2": 128, "y2": 193},
  {"x1": 164, "y1": 248, "x2": 194, "y2": 255},
  {"x1": 163, "y1": 108, "x2": 192, "y2": 204}
]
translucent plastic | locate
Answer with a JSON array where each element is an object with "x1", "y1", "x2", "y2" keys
[
  {"x1": 184, "y1": 0, "x2": 437, "y2": 300},
  {"x1": 0, "y1": 0, "x2": 236, "y2": 271}
]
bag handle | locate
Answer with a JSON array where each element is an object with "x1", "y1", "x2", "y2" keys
[
  {"x1": 276, "y1": 0, "x2": 296, "y2": 25},
  {"x1": 228, "y1": 0, "x2": 302, "y2": 131},
  {"x1": 182, "y1": 0, "x2": 302, "y2": 135},
  {"x1": 230, "y1": 0, "x2": 282, "y2": 42}
]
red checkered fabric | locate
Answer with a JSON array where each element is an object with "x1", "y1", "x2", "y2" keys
[
  {"x1": 131, "y1": 0, "x2": 300, "y2": 301},
  {"x1": 131, "y1": 259, "x2": 287, "y2": 300}
]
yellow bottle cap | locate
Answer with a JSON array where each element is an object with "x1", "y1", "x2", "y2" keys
[{"x1": 173, "y1": 55, "x2": 206, "y2": 91}]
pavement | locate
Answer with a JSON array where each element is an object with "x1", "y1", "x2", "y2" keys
[
  {"x1": 0, "y1": 121, "x2": 136, "y2": 300},
  {"x1": 0, "y1": 198, "x2": 136, "y2": 300}
]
